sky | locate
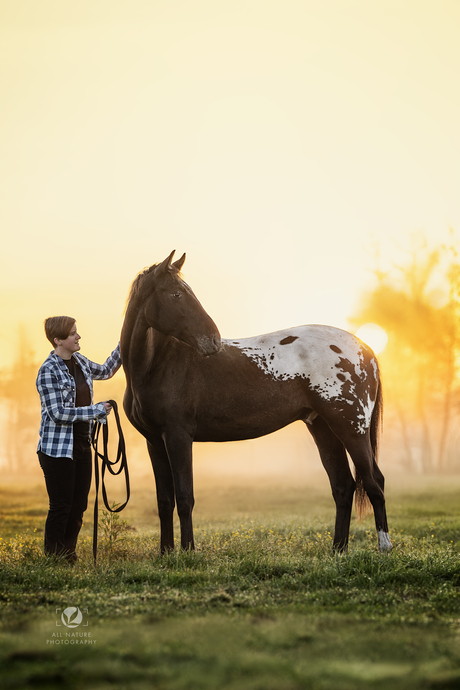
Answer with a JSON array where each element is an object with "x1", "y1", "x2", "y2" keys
[{"x1": 1, "y1": 0, "x2": 460, "y2": 369}]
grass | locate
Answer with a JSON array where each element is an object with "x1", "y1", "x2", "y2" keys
[{"x1": 1, "y1": 472, "x2": 460, "y2": 689}]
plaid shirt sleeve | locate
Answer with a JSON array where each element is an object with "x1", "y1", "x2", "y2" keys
[
  {"x1": 76, "y1": 343, "x2": 122, "y2": 381},
  {"x1": 36, "y1": 365, "x2": 108, "y2": 425},
  {"x1": 36, "y1": 344, "x2": 122, "y2": 458}
]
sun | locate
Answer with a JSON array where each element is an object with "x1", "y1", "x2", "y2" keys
[{"x1": 355, "y1": 323, "x2": 388, "y2": 355}]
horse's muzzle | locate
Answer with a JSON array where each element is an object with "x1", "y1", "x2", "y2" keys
[{"x1": 197, "y1": 334, "x2": 222, "y2": 357}]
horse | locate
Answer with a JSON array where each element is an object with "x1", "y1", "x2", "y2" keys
[{"x1": 121, "y1": 251, "x2": 391, "y2": 554}]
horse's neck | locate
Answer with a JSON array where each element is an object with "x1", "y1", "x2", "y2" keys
[{"x1": 121, "y1": 300, "x2": 164, "y2": 380}]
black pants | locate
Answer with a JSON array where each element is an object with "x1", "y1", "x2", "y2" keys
[{"x1": 38, "y1": 438, "x2": 92, "y2": 562}]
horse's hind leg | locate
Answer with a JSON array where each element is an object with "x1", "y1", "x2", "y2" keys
[
  {"x1": 147, "y1": 435, "x2": 176, "y2": 554},
  {"x1": 306, "y1": 416, "x2": 355, "y2": 552},
  {"x1": 344, "y1": 435, "x2": 392, "y2": 551}
]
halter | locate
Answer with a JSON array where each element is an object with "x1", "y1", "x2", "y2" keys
[{"x1": 91, "y1": 400, "x2": 130, "y2": 562}]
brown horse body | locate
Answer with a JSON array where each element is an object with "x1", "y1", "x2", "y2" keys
[{"x1": 121, "y1": 252, "x2": 391, "y2": 554}]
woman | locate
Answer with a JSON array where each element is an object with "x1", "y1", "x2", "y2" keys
[{"x1": 36, "y1": 316, "x2": 122, "y2": 563}]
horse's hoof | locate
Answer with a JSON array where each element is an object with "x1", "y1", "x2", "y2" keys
[{"x1": 378, "y1": 530, "x2": 392, "y2": 552}]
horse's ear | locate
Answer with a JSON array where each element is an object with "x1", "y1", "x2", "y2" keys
[
  {"x1": 156, "y1": 250, "x2": 176, "y2": 274},
  {"x1": 172, "y1": 253, "x2": 186, "y2": 271}
]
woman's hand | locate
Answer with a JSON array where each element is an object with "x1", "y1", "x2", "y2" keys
[{"x1": 102, "y1": 401, "x2": 113, "y2": 414}]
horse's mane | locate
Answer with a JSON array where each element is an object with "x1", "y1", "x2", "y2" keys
[{"x1": 124, "y1": 264, "x2": 156, "y2": 312}]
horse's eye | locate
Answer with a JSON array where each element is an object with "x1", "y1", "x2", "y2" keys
[{"x1": 172, "y1": 292, "x2": 182, "y2": 298}]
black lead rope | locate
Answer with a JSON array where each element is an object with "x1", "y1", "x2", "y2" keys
[{"x1": 91, "y1": 400, "x2": 130, "y2": 562}]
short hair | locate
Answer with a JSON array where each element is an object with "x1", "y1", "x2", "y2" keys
[{"x1": 44, "y1": 316, "x2": 76, "y2": 347}]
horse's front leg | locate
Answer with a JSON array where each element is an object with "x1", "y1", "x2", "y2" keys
[
  {"x1": 147, "y1": 436, "x2": 175, "y2": 554},
  {"x1": 162, "y1": 426, "x2": 195, "y2": 551}
]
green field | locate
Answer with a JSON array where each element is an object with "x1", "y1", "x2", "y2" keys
[{"x1": 1, "y1": 472, "x2": 460, "y2": 689}]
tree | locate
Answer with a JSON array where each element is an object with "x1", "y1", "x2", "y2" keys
[
  {"x1": 0, "y1": 327, "x2": 40, "y2": 472},
  {"x1": 350, "y1": 234, "x2": 460, "y2": 472}
]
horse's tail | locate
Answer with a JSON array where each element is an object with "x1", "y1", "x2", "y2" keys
[{"x1": 355, "y1": 365, "x2": 383, "y2": 519}]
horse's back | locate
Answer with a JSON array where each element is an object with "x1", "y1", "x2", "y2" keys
[{"x1": 223, "y1": 324, "x2": 377, "y2": 389}]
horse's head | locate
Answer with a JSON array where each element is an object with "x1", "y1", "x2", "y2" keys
[{"x1": 137, "y1": 251, "x2": 221, "y2": 357}]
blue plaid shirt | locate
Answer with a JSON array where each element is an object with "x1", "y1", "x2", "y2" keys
[{"x1": 36, "y1": 344, "x2": 122, "y2": 459}]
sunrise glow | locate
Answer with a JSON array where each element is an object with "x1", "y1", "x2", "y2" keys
[{"x1": 355, "y1": 323, "x2": 388, "y2": 355}]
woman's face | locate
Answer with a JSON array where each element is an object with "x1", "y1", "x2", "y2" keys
[{"x1": 55, "y1": 323, "x2": 81, "y2": 356}]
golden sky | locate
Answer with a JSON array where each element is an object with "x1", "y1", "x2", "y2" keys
[{"x1": 1, "y1": 0, "x2": 460, "y2": 368}]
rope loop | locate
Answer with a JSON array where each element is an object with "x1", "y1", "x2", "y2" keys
[{"x1": 91, "y1": 399, "x2": 130, "y2": 562}]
